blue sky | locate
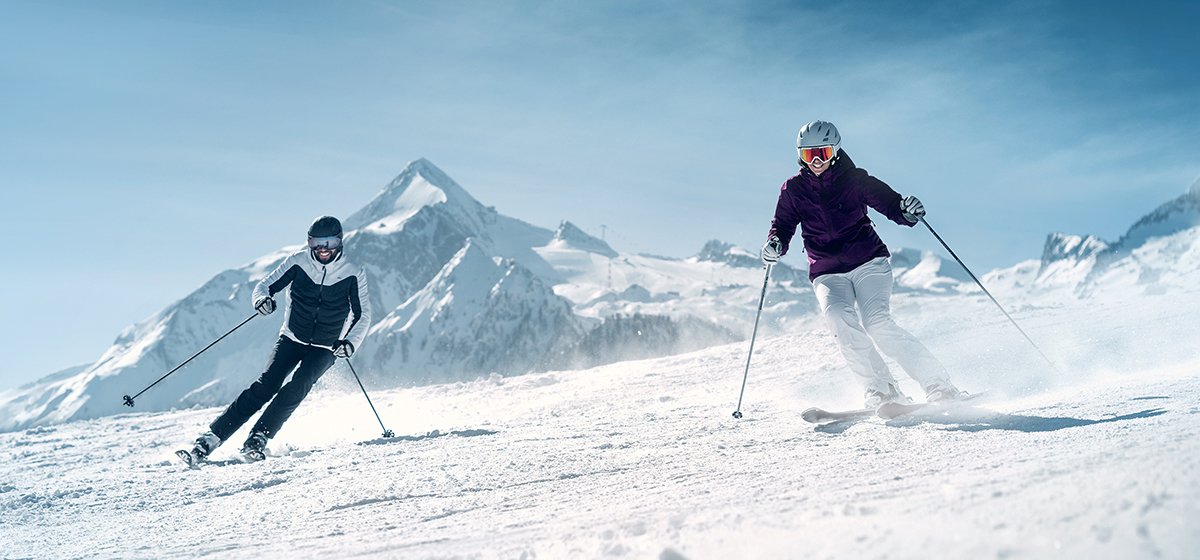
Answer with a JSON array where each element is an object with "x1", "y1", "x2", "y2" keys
[{"x1": 2, "y1": 0, "x2": 1198, "y2": 388}]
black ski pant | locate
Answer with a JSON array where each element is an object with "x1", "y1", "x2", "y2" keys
[{"x1": 210, "y1": 336, "x2": 336, "y2": 442}]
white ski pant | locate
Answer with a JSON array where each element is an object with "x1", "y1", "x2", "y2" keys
[{"x1": 812, "y1": 256, "x2": 950, "y2": 394}]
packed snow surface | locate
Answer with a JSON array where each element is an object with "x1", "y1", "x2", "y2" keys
[{"x1": 2, "y1": 286, "x2": 1198, "y2": 559}]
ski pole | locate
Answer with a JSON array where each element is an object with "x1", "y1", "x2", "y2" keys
[
  {"x1": 122, "y1": 313, "x2": 258, "y2": 407},
  {"x1": 733, "y1": 264, "x2": 772, "y2": 419},
  {"x1": 344, "y1": 358, "x2": 395, "y2": 438},
  {"x1": 919, "y1": 217, "x2": 1060, "y2": 372}
]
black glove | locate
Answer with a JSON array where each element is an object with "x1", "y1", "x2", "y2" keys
[
  {"x1": 254, "y1": 296, "x2": 276, "y2": 316},
  {"x1": 761, "y1": 236, "x2": 783, "y2": 264},
  {"x1": 333, "y1": 340, "x2": 354, "y2": 358},
  {"x1": 901, "y1": 196, "x2": 926, "y2": 224}
]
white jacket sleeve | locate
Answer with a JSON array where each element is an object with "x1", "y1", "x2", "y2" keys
[
  {"x1": 251, "y1": 253, "x2": 298, "y2": 309},
  {"x1": 344, "y1": 268, "x2": 372, "y2": 350}
]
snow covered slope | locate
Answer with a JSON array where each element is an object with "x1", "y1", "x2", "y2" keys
[{"x1": 2, "y1": 285, "x2": 1197, "y2": 559}]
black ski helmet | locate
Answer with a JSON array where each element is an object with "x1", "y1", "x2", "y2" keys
[
  {"x1": 307, "y1": 215, "x2": 344, "y2": 263},
  {"x1": 308, "y1": 215, "x2": 343, "y2": 238}
]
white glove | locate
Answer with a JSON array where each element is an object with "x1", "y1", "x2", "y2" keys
[
  {"x1": 761, "y1": 236, "x2": 783, "y2": 264},
  {"x1": 901, "y1": 196, "x2": 926, "y2": 224},
  {"x1": 254, "y1": 296, "x2": 276, "y2": 316}
]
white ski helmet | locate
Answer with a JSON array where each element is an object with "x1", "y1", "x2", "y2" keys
[{"x1": 796, "y1": 120, "x2": 841, "y2": 164}]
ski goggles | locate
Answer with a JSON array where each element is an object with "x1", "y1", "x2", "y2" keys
[
  {"x1": 799, "y1": 145, "x2": 836, "y2": 164},
  {"x1": 308, "y1": 236, "x2": 343, "y2": 250}
]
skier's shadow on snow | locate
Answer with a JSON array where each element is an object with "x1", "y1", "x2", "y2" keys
[
  {"x1": 886, "y1": 407, "x2": 1168, "y2": 433},
  {"x1": 813, "y1": 419, "x2": 869, "y2": 434},
  {"x1": 357, "y1": 428, "x2": 499, "y2": 445}
]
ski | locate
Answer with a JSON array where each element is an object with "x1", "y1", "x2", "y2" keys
[
  {"x1": 240, "y1": 432, "x2": 268, "y2": 462},
  {"x1": 801, "y1": 406, "x2": 875, "y2": 424},
  {"x1": 241, "y1": 448, "x2": 266, "y2": 463},
  {"x1": 876, "y1": 401, "x2": 929, "y2": 420},
  {"x1": 803, "y1": 392, "x2": 990, "y2": 423},
  {"x1": 175, "y1": 451, "x2": 267, "y2": 470},
  {"x1": 175, "y1": 449, "x2": 203, "y2": 469},
  {"x1": 876, "y1": 391, "x2": 989, "y2": 420}
]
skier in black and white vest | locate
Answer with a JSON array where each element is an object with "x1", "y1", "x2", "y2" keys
[{"x1": 185, "y1": 215, "x2": 371, "y2": 462}]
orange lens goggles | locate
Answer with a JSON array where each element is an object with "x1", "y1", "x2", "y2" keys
[{"x1": 799, "y1": 145, "x2": 836, "y2": 164}]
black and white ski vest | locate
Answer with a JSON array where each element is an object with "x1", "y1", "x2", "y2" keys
[{"x1": 252, "y1": 249, "x2": 372, "y2": 350}]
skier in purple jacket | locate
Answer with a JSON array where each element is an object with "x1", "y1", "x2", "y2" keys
[{"x1": 761, "y1": 120, "x2": 963, "y2": 408}]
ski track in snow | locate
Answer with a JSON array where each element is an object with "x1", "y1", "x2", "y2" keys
[{"x1": 2, "y1": 292, "x2": 1199, "y2": 559}]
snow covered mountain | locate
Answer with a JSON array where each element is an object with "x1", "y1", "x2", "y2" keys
[
  {"x1": 546, "y1": 220, "x2": 618, "y2": 259},
  {"x1": 888, "y1": 247, "x2": 975, "y2": 293},
  {"x1": 362, "y1": 240, "x2": 583, "y2": 384},
  {"x1": 1038, "y1": 233, "x2": 1110, "y2": 290},
  {"x1": 0, "y1": 160, "x2": 577, "y2": 431},
  {"x1": 1080, "y1": 178, "x2": 1200, "y2": 297},
  {"x1": 984, "y1": 177, "x2": 1200, "y2": 299},
  {"x1": 0, "y1": 263, "x2": 288, "y2": 432},
  {"x1": 536, "y1": 237, "x2": 819, "y2": 338}
]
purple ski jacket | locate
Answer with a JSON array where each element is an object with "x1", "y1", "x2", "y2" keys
[{"x1": 768, "y1": 150, "x2": 915, "y2": 281}]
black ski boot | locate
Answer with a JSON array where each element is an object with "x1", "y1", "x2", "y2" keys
[
  {"x1": 241, "y1": 431, "x2": 269, "y2": 462},
  {"x1": 176, "y1": 431, "x2": 221, "y2": 468}
]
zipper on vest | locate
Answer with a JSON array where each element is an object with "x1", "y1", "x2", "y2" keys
[{"x1": 311, "y1": 266, "x2": 327, "y2": 342}]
